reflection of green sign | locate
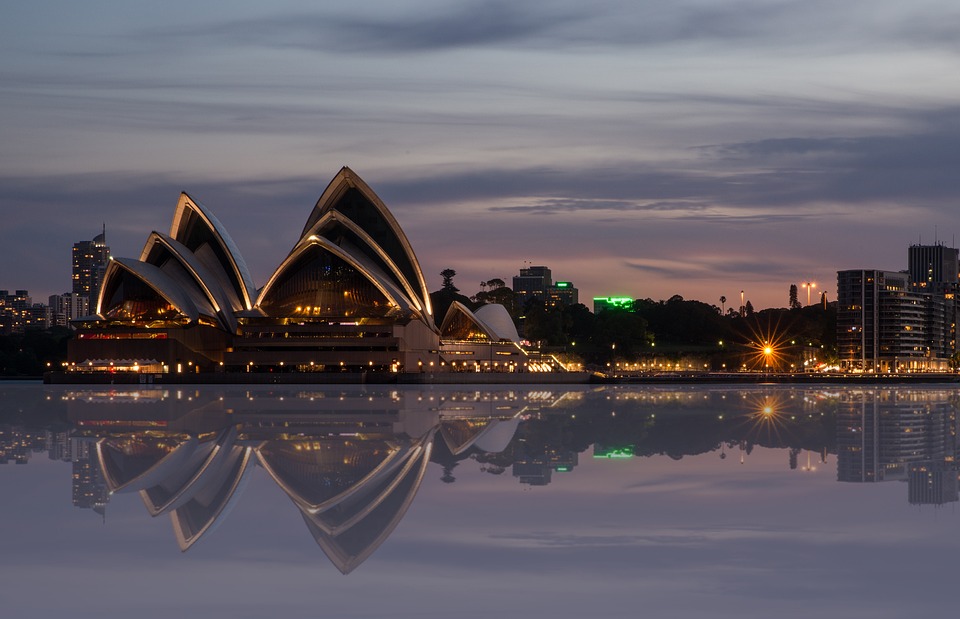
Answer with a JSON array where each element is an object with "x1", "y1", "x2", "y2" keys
[
  {"x1": 593, "y1": 445, "x2": 634, "y2": 459},
  {"x1": 556, "y1": 466, "x2": 571, "y2": 472}
]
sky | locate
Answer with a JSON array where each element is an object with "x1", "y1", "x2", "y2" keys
[{"x1": 3, "y1": 1, "x2": 960, "y2": 310}]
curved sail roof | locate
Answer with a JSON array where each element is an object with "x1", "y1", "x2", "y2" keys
[
  {"x1": 441, "y1": 302, "x2": 519, "y2": 342},
  {"x1": 304, "y1": 210, "x2": 427, "y2": 314},
  {"x1": 169, "y1": 193, "x2": 256, "y2": 311},
  {"x1": 139, "y1": 232, "x2": 238, "y2": 332},
  {"x1": 440, "y1": 301, "x2": 495, "y2": 341},
  {"x1": 257, "y1": 235, "x2": 417, "y2": 320},
  {"x1": 80, "y1": 168, "x2": 439, "y2": 335},
  {"x1": 475, "y1": 304, "x2": 520, "y2": 342},
  {"x1": 298, "y1": 167, "x2": 433, "y2": 318},
  {"x1": 97, "y1": 258, "x2": 213, "y2": 323}
]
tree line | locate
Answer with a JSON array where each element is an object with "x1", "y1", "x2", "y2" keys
[{"x1": 432, "y1": 269, "x2": 837, "y2": 369}]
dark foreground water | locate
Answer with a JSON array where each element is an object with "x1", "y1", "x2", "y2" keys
[{"x1": 1, "y1": 383, "x2": 957, "y2": 618}]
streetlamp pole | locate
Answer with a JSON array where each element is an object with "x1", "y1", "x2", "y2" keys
[{"x1": 802, "y1": 282, "x2": 816, "y2": 305}]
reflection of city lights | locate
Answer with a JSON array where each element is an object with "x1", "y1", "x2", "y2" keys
[{"x1": 736, "y1": 394, "x2": 796, "y2": 445}]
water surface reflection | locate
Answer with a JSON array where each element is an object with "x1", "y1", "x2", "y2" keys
[{"x1": 2, "y1": 384, "x2": 959, "y2": 613}]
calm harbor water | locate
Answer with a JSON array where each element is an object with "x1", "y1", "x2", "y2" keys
[{"x1": 1, "y1": 383, "x2": 957, "y2": 618}]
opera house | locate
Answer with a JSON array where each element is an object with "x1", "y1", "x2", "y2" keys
[{"x1": 62, "y1": 168, "x2": 572, "y2": 382}]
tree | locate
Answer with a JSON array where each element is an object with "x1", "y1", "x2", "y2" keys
[
  {"x1": 789, "y1": 284, "x2": 801, "y2": 310},
  {"x1": 473, "y1": 283, "x2": 519, "y2": 319},
  {"x1": 745, "y1": 300, "x2": 755, "y2": 316},
  {"x1": 431, "y1": 269, "x2": 474, "y2": 322},
  {"x1": 719, "y1": 296, "x2": 726, "y2": 315},
  {"x1": 440, "y1": 268, "x2": 458, "y2": 293},
  {"x1": 523, "y1": 300, "x2": 564, "y2": 345}
]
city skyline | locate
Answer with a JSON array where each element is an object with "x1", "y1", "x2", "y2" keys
[{"x1": 3, "y1": 1, "x2": 960, "y2": 308}]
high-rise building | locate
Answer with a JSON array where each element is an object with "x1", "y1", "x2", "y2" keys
[
  {"x1": 837, "y1": 270, "x2": 930, "y2": 372},
  {"x1": 72, "y1": 226, "x2": 110, "y2": 308},
  {"x1": 908, "y1": 243, "x2": 958, "y2": 359},
  {"x1": 513, "y1": 266, "x2": 552, "y2": 309},
  {"x1": 837, "y1": 267, "x2": 954, "y2": 372},
  {"x1": 908, "y1": 243, "x2": 959, "y2": 290},
  {"x1": 512, "y1": 266, "x2": 579, "y2": 309}
]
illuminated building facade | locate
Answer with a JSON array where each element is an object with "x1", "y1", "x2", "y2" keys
[
  {"x1": 837, "y1": 266, "x2": 955, "y2": 373},
  {"x1": 72, "y1": 227, "x2": 110, "y2": 307},
  {"x1": 0, "y1": 289, "x2": 48, "y2": 334},
  {"x1": 65, "y1": 168, "x2": 549, "y2": 379},
  {"x1": 908, "y1": 243, "x2": 958, "y2": 361},
  {"x1": 593, "y1": 297, "x2": 634, "y2": 313},
  {"x1": 546, "y1": 281, "x2": 578, "y2": 307}
]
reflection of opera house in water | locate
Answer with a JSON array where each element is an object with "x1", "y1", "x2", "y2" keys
[
  {"x1": 59, "y1": 168, "x2": 575, "y2": 382},
  {"x1": 68, "y1": 389, "x2": 540, "y2": 573}
]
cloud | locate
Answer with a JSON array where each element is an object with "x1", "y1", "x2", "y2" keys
[
  {"x1": 707, "y1": 126, "x2": 960, "y2": 204},
  {"x1": 488, "y1": 198, "x2": 710, "y2": 214},
  {"x1": 130, "y1": 1, "x2": 960, "y2": 57},
  {"x1": 625, "y1": 257, "x2": 802, "y2": 281},
  {"x1": 163, "y1": 2, "x2": 587, "y2": 54}
]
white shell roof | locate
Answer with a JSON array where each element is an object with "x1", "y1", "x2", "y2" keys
[{"x1": 474, "y1": 304, "x2": 520, "y2": 342}]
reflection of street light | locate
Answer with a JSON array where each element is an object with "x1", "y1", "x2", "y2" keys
[{"x1": 802, "y1": 282, "x2": 816, "y2": 305}]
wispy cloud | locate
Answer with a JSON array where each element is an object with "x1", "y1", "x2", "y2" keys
[{"x1": 135, "y1": 1, "x2": 960, "y2": 56}]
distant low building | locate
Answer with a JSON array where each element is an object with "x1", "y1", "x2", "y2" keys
[
  {"x1": 49, "y1": 293, "x2": 89, "y2": 328},
  {"x1": 0, "y1": 289, "x2": 47, "y2": 334},
  {"x1": 546, "y1": 281, "x2": 578, "y2": 307}
]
